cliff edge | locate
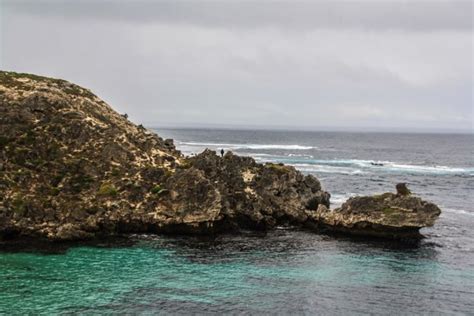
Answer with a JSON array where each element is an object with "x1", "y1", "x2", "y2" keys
[{"x1": 0, "y1": 71, "x2": 330, "y2": 240}]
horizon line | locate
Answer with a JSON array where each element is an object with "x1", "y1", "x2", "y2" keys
[{"x1": 143, "y1": 122, "x2": 473, "y2": 135}]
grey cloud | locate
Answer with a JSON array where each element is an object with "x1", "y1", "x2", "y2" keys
[
  {"x1": 0, "y1": 1, "x2": 472, "y2": 132},
  {"x1": 3, "y1": 0, "x2": 473, "y2": 31}
]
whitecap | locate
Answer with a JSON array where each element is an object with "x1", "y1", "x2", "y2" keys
[
  {"x1": 330, "y1": 193, "x2": 360, "y2": 207},
  {"x1": 288, "y1": 153, "x2": 314, "y2": 158},
  {"x1": 178, "y1": 141, "x2": 316, "y2": 150},
  {"x1": 442, "y1": 208, "x2": 474, "y2": 217},
  {"x1": 290, "y1": 163, "x2": 367, "y2": 175},
  {"x1": 272, "y1": 158, "x2": 474, "y2": 176},
  {"x1": 385, "y1": 163, "x2": 472, "y2": 174},
  {"x1": 179, "y1": 142, "x2": 473, "y2": 176}
]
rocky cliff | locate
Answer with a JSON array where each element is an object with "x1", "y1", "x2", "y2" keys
[
  {"x1": 0, "y1": 71, "x2": 442, "y2": 241},
  {"x1": 0, "y1": 71, "x2": 330, "y2": 240}
]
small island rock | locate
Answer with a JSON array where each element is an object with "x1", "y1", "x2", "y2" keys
[{"x1": 311, "y1": 185, "x2": 441, "y2": 239}]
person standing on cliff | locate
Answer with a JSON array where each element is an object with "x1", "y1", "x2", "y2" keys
[{"x1": 220, "y1": 149, "x2": 224, "y2": 157}]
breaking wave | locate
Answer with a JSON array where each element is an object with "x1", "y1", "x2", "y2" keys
[
  {"x1": 178, "y1": 141, "x2": 316, "y2": 150},
  {"x1": 443, "y1": 208, "x2": 474, "y2": 217},
  {"x1": 330, "y1": 193, "x2": 360, "y2": 207},
  {"x1": 260, "y1": 158, "x2": 474, "y2": 176},
  {"x1": 176, "y1": 141, "x2": 473, "y2": 176},
  {"x1": 290, "y1": 163, "x2": 366, "y2": 175}
]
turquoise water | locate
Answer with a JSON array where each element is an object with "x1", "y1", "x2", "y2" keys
[
  {"x1": 1, "y1": 231, "x2": 473, "y2": 314},
  {"x1": 1, "y1": 130, "x2": 473, "y2": 314}
]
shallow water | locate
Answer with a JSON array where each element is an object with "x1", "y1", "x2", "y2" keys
[
  {"x1": 1, "y1": 129, "x2": 473, "y2": 314},
  {"x1": 1, "y1": 231, "x2": 473, "y2": 314}
]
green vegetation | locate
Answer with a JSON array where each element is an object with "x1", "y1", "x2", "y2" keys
[
  {"x1": 163, "y1": 169, "x2": 174, "y2": 179},
  {"x1": 178, "y1": 160, "x2": 192, "y2": 169},
  {"x1": 372, "y1": 193, "x2": 393, "y2": 201},
  {"x1": 382, "y1": 207, "x2": 397, "y2": 214},
  {"x1": 51, "y1": 173, "x2": 64, "y2": 187},
  {"x1": 110, "y1": 168, "x2": 121, "y2": 177},
  {"x1": 12, "y1": 147, "x2": 30, "y2": 165},
  {"x1": 46, "y1": 142, "x2": 61, "y2": 160},
  {"x1": 151, "y1": 184, "x2": 166, "y2": 195},
  {"x1": 0, "y1": 71, "x2": 65, "y2": 89},
  {"x1": 98, "y1": 183, "x2": 118, "y2": 197},
  {"x1": 50, "y1": 187, "x2": 60, "y2": 196},
  {"x1": 11, "y1": 195, "x2": 27, "y2": 215},
  {"x1": 18, "y1": 130, "x2": 36, "y2": 145},
  {"x1": 0, "y1": 71, "x2": 96, "y2": 99},
  {"x1": 63, "y1": 85, "x2": 96, "y2": 99},
  {"x1": 41, "y1": 199, "x2": 53, "y2": 209},
  {"x1": 265, "y1": 163, "x2": 290, "y2": 172},
  {"x1": 70, "y1": 174, "x2": 94, "y2": 193},
  {"x1": 381, "y1": 207, "x2": 404, "y2": 220},
  {"x1": 0, "y1": 136, "x2": 9, "y2": 148}
]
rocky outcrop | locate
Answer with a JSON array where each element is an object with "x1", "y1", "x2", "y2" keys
[
  {"x1": 187, "y1": 150, "x2": 330, "y2": 230},
  {"x1": 0, "y1": 71, "x2": 442, "y2": 241},
  {"x1": 310, "y1": 185, "x2": 441, "y2": 239},
  {"x1": 0, "y1": 71, "x2": 330, "y2": 241}
]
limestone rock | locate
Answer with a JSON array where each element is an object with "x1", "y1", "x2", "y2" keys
[
  {"x1": 311, "y1": 186, "x2": 441, "y2": 239},
  {"x1": 0, "y1": 71, "x2": 330, "y2": 240},
  {"x1": 0, "y1": 71, "x2": 441, "y2": 242}
]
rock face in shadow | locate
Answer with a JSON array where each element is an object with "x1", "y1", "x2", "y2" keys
[
  {"x1": 310, "y1": 186, "x2": 441, "y2": 239},
  {"x1": 186, "y1": 150, "x2": 330, "y2": 231},
  {"x1": 0, "y1": 71, "x2": 330, "y2": 240}
]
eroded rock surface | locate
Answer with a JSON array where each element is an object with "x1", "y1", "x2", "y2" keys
[
  {"x1": 0, "y1": 71, "x2": 330, "y2": 240},
  {"x1": 311, "y1": 185, "x2": 441, "y2": 239}
]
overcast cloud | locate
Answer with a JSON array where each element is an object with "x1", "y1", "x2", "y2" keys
[{"x1": 1, "y1": 0, "x2": 472, "y2": 132}]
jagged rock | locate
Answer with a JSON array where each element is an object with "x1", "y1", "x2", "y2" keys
[
  {"x1": 187, "y1": 150, "x2": 331, "y2": 230},
  {"x1": 311, "y1": 185, "x2": 441, "y2": 239},
  {"x1": 0, "y1": 71, "x2": 443, "y2": 241},
  {"x1": 0, "y1": 71, "x2": 330, "y2": 240},
  {"x1": 52, "y1": 223, "x2": 94, "y2": 241}
]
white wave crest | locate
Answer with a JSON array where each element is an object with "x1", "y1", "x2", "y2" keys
[
  {"x1": 288, "y1": 153, "x2": 314, "y2": 158},
  {"x1": 387, "y1": 163, "x2": 471, "y2": 174},
  {"x1": 291, "y1": 163, "x2": 367, "y2": 175},
  {"x1": 178, "y1": 142, "x2": 473, "y2": 176},
  {"x1": 274, "y1": 158, "x2": 474, "y2": 175},
  {"x1": 330, "y1": 193, "x2": 360, "y2": 207},
  {"x1": 442, "y1": 208, "x2": 474, "y2": 217},
  {"x1": 178, "y1": 141, "x2": 316, "y2": 150}
]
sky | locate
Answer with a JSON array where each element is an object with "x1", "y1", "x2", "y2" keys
[{"x1": 0, "y1": 0, "x2": 473, "y2": 133}]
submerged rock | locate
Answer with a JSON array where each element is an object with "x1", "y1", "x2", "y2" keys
[
  {"x1": 0, "y1": 71, "x2": 330, "y2": 241},
  {"x1": 311, "y1": 185, "x2": 441, "y2": 239}
]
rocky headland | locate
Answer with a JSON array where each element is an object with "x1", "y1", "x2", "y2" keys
[{"x1": 0, "y1": 71, "x2": 440, "y2": 241}]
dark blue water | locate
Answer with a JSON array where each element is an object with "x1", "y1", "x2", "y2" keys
[
  {"x1": 159, "y1": 129, "x2": 474, "y2": 213},
  {"x1": 1, "y1": 129, "x2": 473, "y2": 314}
]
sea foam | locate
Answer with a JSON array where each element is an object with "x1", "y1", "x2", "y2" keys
[
  {"x1": 261, "y1": 157, "x2": 474, "y2": 176},
  {"x1": 178, "y1": 141, "x2": 316, "y2": 150}
]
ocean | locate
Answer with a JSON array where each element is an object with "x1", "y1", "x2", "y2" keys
[{"x1": 1, "y1": 129, "x2": 473, "y2": 314}]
